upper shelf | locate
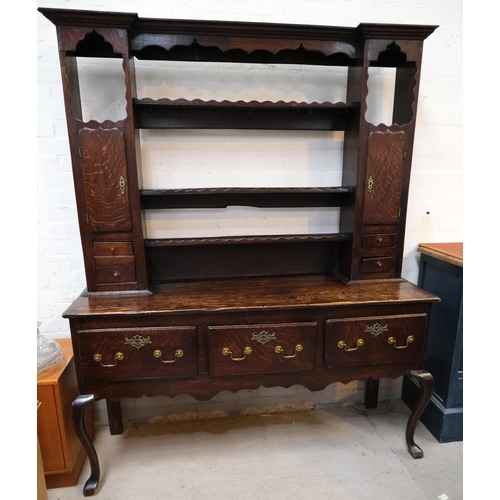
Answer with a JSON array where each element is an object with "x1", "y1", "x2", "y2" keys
[
  {"x1": 140, "y1": 187, "x2": 355, "y2": 209},
  {"x1": 134, "y1": 98, "x2": 359, "y2": 130}
]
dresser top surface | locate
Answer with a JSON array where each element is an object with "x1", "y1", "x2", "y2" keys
[{"x1": 63, "y1": 276, "x2": 439, "y2": 318}]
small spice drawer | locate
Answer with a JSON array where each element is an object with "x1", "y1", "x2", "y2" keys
[
  {"x1": 78, "y1": 327, "x2": 197, "y2": 381},
  {"x1": 207, "y1": 322, "x2": 317, "y2": 376},
  {"x1": 324, "y1": 314, "x2": 427, "y2": 368},
  {"x1": 360, "y1": 256, "x2": 395, "y2": 274},
  {"x1": 93, "y1": 241, "x2": 135, "y2": 267},
  {"x1": 95, "y1": 266, "x2": 136, "y2": 284},
  {"x1": 362, "y1": 233, "x2": 397, "y2": 249},
  {"x1": 93, "y1": 241, "x2": 133, "y2": 256}
]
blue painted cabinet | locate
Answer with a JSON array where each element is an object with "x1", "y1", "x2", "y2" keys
[{"x1": 402, "y1": 243, "x2": 463, "y2": 442}]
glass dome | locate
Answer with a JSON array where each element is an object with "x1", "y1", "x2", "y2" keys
[{"x1": 37, "y1": 322, "x2": 63, "y2": 374}]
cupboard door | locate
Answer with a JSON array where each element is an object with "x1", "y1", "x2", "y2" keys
[
  {"x1": 363, "y1": 130, "x2": 406, "y2": 225},
  {"x1": 78, "y1": 128, "x2": 131, "y2": 232},
  {"x1": 37, "y1": 385, "x2": 65, "y2": 472}
]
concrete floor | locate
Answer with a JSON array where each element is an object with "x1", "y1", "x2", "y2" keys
[{"x1": 48, "y1": 400, "x2": 463, "y2": 500}]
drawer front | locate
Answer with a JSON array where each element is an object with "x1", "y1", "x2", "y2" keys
[
  {"x1": 95, "y1": 266, "x2": 136, "y2": 284},
  {"x1": 360, "y1": 256, "x2": 395, "y2": 274},
  {"x1": 324, "y1": 314, "x2": 427, "y2": 368},
  {"x1": 93, "y1": 241, "x2": 133, "y2": 256},
  {"x1": 78, "y1": 327, "x2": 197, "y2": 381},
  {"x1": 362, "y1": 233, "x2": 397, "y2": 249},
  {"x1": 93, "y1": 241, "x2": 135, "y2": 267},
  {"x1": 207, "y1": 322, "x2": 317, "y2": 376}
]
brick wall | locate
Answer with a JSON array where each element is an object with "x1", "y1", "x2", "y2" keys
[{"x1": 36, "y1": 0, "x2": 462, "y2": 425}]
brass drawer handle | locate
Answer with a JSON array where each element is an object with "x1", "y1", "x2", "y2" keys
[
  {"x1": 93, "y1": 352, "x2": 124, "y2": 367},
  {"x1": 338, "y1": 339, "x2": 364, "y2": 352},
  {"x1": 275, "y1": 344, "x2": 303, "y2": 358},
  {"x1": 113, "y1": 272, "x2": 120, "y2": 278},
  {"x1": 388, "y1": 335, "x2": 414, "y2": 349},
  {"x1": 153, "y1": 349, "x2": 184, "y2": 363},
  {"x1": 222, "y1": 346, "x2": 252, "y2": 361}
]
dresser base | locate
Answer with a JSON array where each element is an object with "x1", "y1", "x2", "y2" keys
[{"x1": 73, "y1": 369, "x2": 433, "y2": 496}]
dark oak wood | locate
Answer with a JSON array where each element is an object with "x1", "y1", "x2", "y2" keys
[
  {"x1": 145, "y1": 238, "x2": 344, "y2": 283},
  {"x1": 39, "y1": 7, "x2": 439, "y2": 496},
  {"x1": 364, "y1": 378, "x2": 380, "y2": 409},
  {"x1": 405, "y1": 369, "x2": 435, "y2": 458},
  {"x1": 140, "y1": 187, "x2": 354, "y2": 209},
  {"x1": 72, "y1": 394, "x2": 99, "y2": 496},
  {"x1": 134, "y1": 98, "x2": 358, "y2": 130},
  {"x1": 105, "y1": 399, "x2": 123, "y2": 435}
]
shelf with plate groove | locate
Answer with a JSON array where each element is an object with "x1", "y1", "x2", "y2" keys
[{"x1": 133, "y1": 98, "x2": 359, "y2": 130}]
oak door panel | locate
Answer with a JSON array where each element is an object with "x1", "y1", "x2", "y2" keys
[
  {"x1": 78, "y1": 128, "x2": 131, "y2": 232},
  {"x1": 363, "y1": 130, "x2": 406, "y2": 225}
]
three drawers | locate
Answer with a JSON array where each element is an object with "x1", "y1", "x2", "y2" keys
[
  {"x1": 324, "y1": 314, "x2": 427, "y2": 368},
  {"x1": 207, "y1": 322, "x2": 317, "y2": 376},
  {"x1": 77, "y1": 315, "x2": 427, "y2": 382},
  {"x1": 79, "y1": 327, "x2": 197, "y2": 381}
]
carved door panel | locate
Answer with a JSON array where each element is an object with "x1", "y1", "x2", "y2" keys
[
  {"x1": 78, "y1": 128, "x2": 131, "y2": 232},
  {"x1": 363, "y1": 130, "x2": 406, "y2": 225}
]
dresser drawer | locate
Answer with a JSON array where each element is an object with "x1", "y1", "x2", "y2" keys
[
  {"x1": 207, "y1": 322, "x2": 317, "y2": 376},
  {"x1": 360, "y1": 256, "x2": 395, "y2": 274},
  {"x1": 93, "y1": 241, "x2": 133, "y2": 256},
  {"x1": 93, "y1": 241, "x2": 135, "y2": 267},
  {"x1": 95, "y1": 266, "x2": 136, "y2": 284},
  {"x1": 362, "y1": 233, "x2": 397, "y2": 249},
  {"x1": 324, "y1": 314, "x2": 427, "y2": 368},
  {"x1": 78, "y1": 327, "x2": 197, "y2": 381}
]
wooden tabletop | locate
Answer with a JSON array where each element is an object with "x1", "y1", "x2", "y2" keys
[
  {"x1": 417, "y1": 242, "x2": 463, "y2": 267},
  {"x1": 63, "y1": 275, "x2": 439, "y2": 318}
]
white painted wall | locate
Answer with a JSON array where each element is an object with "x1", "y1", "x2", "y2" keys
[{"x1": 36, "y1": 0, "x2": 462, "y2": 425}]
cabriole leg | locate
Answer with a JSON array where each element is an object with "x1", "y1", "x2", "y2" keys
[
  {"x1": 405, "y1": 369, "x2": 434, "y2": 459},
  {"x1": 73, "y1": 394, "x2": 100, "y2": 496}
]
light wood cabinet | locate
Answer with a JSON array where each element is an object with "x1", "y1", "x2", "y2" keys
[{"x1": 37, "y1": 338, "x2": 95, "y2": 488}]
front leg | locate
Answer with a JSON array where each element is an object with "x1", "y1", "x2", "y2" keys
[
  {"x1": 364, "y1": 377, "x2": 379, "y2": 409},
  {"x1": 405, "y1": 369, "x2": 434, "y2": 459},
  {"x1": 73, "y1": 394, "x2": 100, "y2": 496},
  {"x1": 106, "y1": 399, "x2": 124, "y2": 435}
]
